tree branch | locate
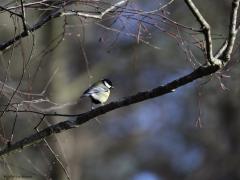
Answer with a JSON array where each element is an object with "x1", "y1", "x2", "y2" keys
[
  {"x1": 215, "y1": 23, "x2": 240, "y2": 59},
  {"x1": 20, "y1": 0, "x2": 28, "y2": 34},
  {"x1": 0, "y1": 64, "x2": 220, "y2": 157},
  {"x1": 222, "y1": 0, "x2": 240, "y2": 61},
  {"x1": 0, "y1": 9, "x2": 60, "y2": 51},
  {"x1": 185, "y1": 0, "x2": 240, "y2": 65},
  {"x1": 0, "y1": 0, "x2": 128, "y2": 51},
  {"x1": 62, "y1": 0, "x2": 128, "y2": 19},
  {"x1": 184, "y1": 0, "x2": 222, "y2": 66},
  {"x1": 0, "y1": 6, "x2": 22, "y2": 18},
  {"x1": 184, "y1": 0, "x2": 213, "y2": 63}
]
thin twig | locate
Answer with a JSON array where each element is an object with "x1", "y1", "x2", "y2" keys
[
  {"x1": 0, "y1": 6, "x2": 22, "y2": 17},
  {"x1": 0, "y1": 34, "x2": 35, "y2": 120},
  {"x1": 20, "y1": 0, "x2": 28, "y2": 34},
  {"x1": 0, "y1": 0, "x2": 128, "y2": 51},
  {"x1": 184, "y1": 0, "x2": 214, "y2": 64},
  {"x1": 35, "y1": 127, "x2": 71, "y2": 180},
  {"x1": 9, "y1": 105, "x2": 19, "y2": 143},
  {"x1": 222, "y1": 0, "x2": 240, "y2": 61},
  {"x1": 62, "y1": 0, "x2": 128, "y2": 19}
]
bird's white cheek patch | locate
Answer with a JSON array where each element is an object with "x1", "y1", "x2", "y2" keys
[{"x1": 104, "y1": 82, "x2": 112, "y2": 89}]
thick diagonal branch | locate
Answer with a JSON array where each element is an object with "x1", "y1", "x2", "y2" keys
[{"x1": 0, "y1": 64, "x2": 220, "y2": 157}]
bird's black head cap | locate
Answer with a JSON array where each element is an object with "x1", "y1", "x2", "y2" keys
[{"x1": 102, "y1": 79, "x2": 113, "y2": 88}]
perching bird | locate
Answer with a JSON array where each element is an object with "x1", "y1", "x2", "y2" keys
[{"x1": 81, "y1": 79, "x2": 113, "y2": 105}]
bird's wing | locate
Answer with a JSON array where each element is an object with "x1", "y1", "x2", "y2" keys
[{"x1": 82, "y1": 85, "x2": 108, "y2": 96}]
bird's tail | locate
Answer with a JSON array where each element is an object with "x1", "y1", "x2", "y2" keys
[{"x1": 77, "y1": 94, "x2": 87, "y2": 103}]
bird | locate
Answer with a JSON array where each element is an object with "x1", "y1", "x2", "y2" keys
[{"x1": 81, "y1": 79, "x2": 113, "y2": 105}]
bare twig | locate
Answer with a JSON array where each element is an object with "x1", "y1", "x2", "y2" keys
[
  {"x1": 215, "y1": 24, "x2": 240, "y2": 59},
  {"x1": 0, "y1": 9, "x2": 60, "y2": 51},
  {"x1": 184, "y1": 0, "x2": 222, "y2": 66},
  {"x1": 215, "y1": 40, "x2": 228, "y2": 59},
  {"x1": 222, "y1": 0, "x2": 240, "y2": 61},
  {"x1": 95, "y1": 22, "x2": 162, "y2": 50},
  {"x1": 184, "y1": 0, "x2": 212, "y2": 63},
  {"x1": 0, "y1": 0, "x2": 128, "y2": 51},
  {"x1": 137, "y1": 0, "x2": 175, "y2": 14},
  {"x1": 185, "y1": 0, "x2": 240, "y2": 65},
  {"x1": 0, "y1": 34, "x2": 35, "y2": 120},
  {"x1": 62, "y1": 0, "x2": 128, "y2": 19},
  {"x1": 0, "y1": 5, "x2": 22, "y2": 17},
  {"x1": 9, "y1": 105, "x2": 19, "y2": 143},
  {"x1": 35, "y1": 127, "x2": 71, "y2": 180},
  {"x1": 20, "y1": 0, "x2": 28, "y2": 34}
]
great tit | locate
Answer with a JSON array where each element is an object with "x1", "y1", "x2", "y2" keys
[{"x1": 81, "y1": 79, "x2": 113, "y2": 104}]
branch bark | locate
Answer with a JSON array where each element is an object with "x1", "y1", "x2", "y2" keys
[
  {"x1": 185, "y1": 0, "x2": 240, "y2": 65},
  {"x1": 184, "y1": 0, "x2": 215, "y2": 65},
  {"x1": 222, "y1": 0, "x2": 240, "y2": 61},
  {"x1": 0, "y1": 64, "x2": 220, "y2": 157},
  {"x1": 61, "y1": 0, "x2": 128, "y2": 19},
  {"x1": 20, "y1": 0, "x2": 28, "y2": 34},
  {"x1": 0, "y1": 0, "x2": 128, "y2": 51}
]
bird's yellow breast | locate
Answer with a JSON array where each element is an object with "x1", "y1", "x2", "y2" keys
[{"x1": 91, "y1": 90, "x2": 110, "y2": 104}]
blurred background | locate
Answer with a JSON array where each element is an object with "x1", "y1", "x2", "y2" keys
[{"x1": 0, "y1": 0, "x2": 240, "y2": 179}]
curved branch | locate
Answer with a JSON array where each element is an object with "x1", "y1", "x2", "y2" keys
[
  {"x1": 0, "y1": 0, "x2": 128, "y2": 51},
  {"x1": 0, "y1": 10, "x2": 61, "y2": 51},
  {"x1": 0, "y1": 64, "x2": 220, "y2": 157}
]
